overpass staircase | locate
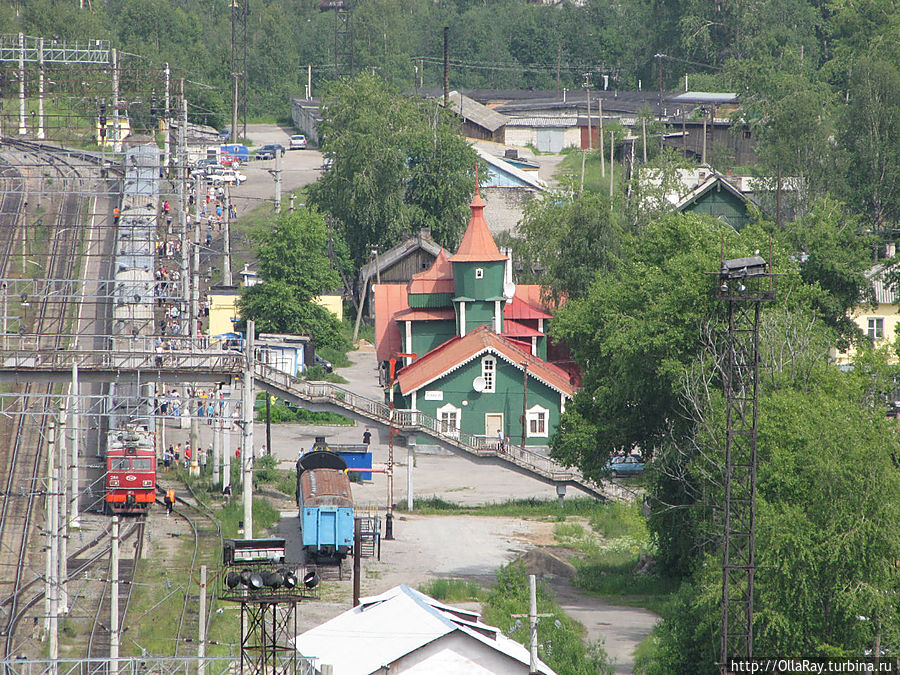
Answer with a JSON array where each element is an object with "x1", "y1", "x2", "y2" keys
[{"x1": 253, "y1": 362, "x2": 607, "y2": 499}]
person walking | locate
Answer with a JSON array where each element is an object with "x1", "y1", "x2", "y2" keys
[{"x1": 165, "y1": 488, "x2": 176, "y2": 516}]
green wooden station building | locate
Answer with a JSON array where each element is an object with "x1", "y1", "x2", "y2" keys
[{"x1": 375, "y1": 189, "x2": 576, "y2": 446}]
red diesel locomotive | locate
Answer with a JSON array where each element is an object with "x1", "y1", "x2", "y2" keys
[{"x1": 105, "y1": 427, "x2": 157, "y2": 514}]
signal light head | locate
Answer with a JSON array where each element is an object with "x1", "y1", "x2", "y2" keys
[
  {"x1": 303, "y1": 571, "x2": 319, "y2": 589},
  {"x1": 225, "y1": 572, "x2": 241, "y2": 589},
  {"x1": 280, "y1": 568, "x2": 298, "y2": 588},
  {"x1": 263, "y1": 571, "x2": 284, "y2": 588}
]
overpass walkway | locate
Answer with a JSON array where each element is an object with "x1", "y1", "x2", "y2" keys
[{"x1": 253, "y1": 362, "x2": 607, "y2": 499}]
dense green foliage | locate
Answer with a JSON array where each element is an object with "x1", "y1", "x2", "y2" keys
[
  {"x1": 237, "y1": 208, "x2": 350, "y2": 349},
  {"x1": 308, "y1": 73, "x2": 479, "y2": 265}
]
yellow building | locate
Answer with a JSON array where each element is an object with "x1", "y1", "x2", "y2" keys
[
  {"x1": 313, "y1": 294, "x2": 343, "y2": 319},
  {"x1": 207, "y1": 285, "x2": 241, "y2": 344},
  {"x1": 835, "y1": 264, "x2": 900, "y2": 365},
  {"x1": 206, "y1": 285, "x2": 343, "y2": 346}
]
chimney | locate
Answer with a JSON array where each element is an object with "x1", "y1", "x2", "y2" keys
[{"x1": 887, "y1": 242, "x2": 896, "y2": 259}]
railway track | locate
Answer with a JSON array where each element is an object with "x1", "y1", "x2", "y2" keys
[
  {"x1": 0, "y1": 141, "x2": 95, "y2": 658},
  {"x1": 162, "y1": 485, "x2": 222, "y2": 658}
]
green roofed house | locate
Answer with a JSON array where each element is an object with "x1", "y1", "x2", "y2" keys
[{"x1": 375, "y1": 188, "x2": 577, "y2": 447}]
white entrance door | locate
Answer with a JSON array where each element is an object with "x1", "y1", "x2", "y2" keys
[{"x1": 485, "y1": 413, "x2": 504, "y2": 440}]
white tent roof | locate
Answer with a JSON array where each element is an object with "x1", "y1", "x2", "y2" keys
[{"x1": 295, "y1": 584, "x2": 557, "y2": 674}]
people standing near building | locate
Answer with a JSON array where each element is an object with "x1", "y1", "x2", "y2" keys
[{"x1": 163, "y1": 447, "x2": 173, "y2": 472}]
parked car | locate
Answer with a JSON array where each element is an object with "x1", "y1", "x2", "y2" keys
[
  {"x1": 606, "y1": 454, "x2": 644, "y2": 477},
  {"x1": 209, "y1": 169, "x2": 247, "y2": 185},
  {"x1": 289, "y1": 134, "x2": 307, "y2": 150},
  {"x1": 255, "y1": 143, "x2": 285, "y2": 160},
  {"x1": 194, "y1": 163, "x2": 225, "y2": 178},
  {"x1": 218, "y1": 128, "x2": 232, "y2": 141}
]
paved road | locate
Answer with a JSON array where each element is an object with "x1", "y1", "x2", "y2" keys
[{"x1": 226, "y1": 123, "x2": 323, "y2": 220}]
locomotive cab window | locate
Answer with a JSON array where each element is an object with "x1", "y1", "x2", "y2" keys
[
  {"x1": 110, "y1": 458, "x2": 129, "y2": 470},
  {"x1": 131, "y1": 458, "x2": 153, "y2": 471}
]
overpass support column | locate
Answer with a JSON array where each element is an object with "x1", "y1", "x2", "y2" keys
[
  {"x1": 406, "y1": 436, "x2": 416, "y2": 511},
  {"x1": 555, "y1": 483, "x2": 567, "y2": 508}
]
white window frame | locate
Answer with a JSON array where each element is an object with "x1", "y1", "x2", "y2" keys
[
  {"x1": 481, "y1": 356, "x2": 496, "y2": 393},
  {"x1": 436, "y1": 403, "x2": 461, "y2": 437},
  {"x1": 475, "y1": 268, "x2": 484, "y2": 279},
  {"x1": 526, "y1": 404, "x2": 549, "y2": 438},
  {"x1": 868, "y1": 317, "x2": 884, "y2": 341}
]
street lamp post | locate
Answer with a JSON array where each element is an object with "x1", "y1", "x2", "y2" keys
[{"x1": 385, "y1": 352, "x2": 416, "y2": 540}]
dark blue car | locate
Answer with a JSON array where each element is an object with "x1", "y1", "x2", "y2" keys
[{"x1": 606, "y1": 454, "x2": 644, "y2": 477}]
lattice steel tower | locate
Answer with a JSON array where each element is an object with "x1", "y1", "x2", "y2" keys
[
  {"x1": 716, "y1": 255, "x2": 774, "y2": 673},
  {"x1": 231, "y1": 0, "x2": 248, "y2": 142}
]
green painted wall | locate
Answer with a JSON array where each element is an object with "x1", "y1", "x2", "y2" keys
[
  {"x1": 452, "y1": 260, "x2": 506, "y2": 301},
  {"x1": 682, "y1": 186, "x2": 751, "y2": 230},
  {"x1": 410, "y1": 320, "x2": 456, "y2": 356},
  {"x1": 459, "y1": 300, "x2": 498, "y2": 335},
  {"x1": 405, "y1": 354, "x2": 564, "y2": 446},
  {"x1": 408, "y1": 292, "x2": 453, "y2": 309}
]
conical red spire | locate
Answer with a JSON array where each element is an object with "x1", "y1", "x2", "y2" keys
[{"x1": 449, "y1": 169, "x2": 507, "y2": 263}]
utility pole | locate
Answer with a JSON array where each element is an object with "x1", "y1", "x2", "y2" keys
[
  {"x1": 273, "y1": 149, "x2": 282, "y2": 214},
  {"x1": 655, "y1": 53, "x2": 664, "y2": 120},
  {"x1": 37, "y1": 37, "x2": 45, "y2": 140},
  {"x1": 213, "y1": 396, "x2": 221, "y2": 486},
  {"x1": 520, "y1": 362, "x2": 528, "y2": 453},
  {"x1": 111, "y1": 48, "x2": 119, "y2": 149},
  {"x1": 443, "y1": 27, "x2": 450, "y2": 106},
  {"x1": 583, "y1": 73, "x2": 592, "y2": 151},
  {"x1": 18, "y1": 33, "x2": 26, "y2": 135},
  {"x1": 57, "y1": 410, "x2": 68, "y2": 615},
  {"x1": 110, "y1": 516, "x2": 120, "y2": 675},
  {"x1": 223, "y1": 184, "x2": 232, "y2": 285},
  {"x1": 598, "y1": 97, "x2": 605, "y2": 178},
  {"x1": 198, "y1": 565, "x2": 207, "y2": 674},
  {"x1": 510, "y1": 575, "x2": 552, "y2": 675},
  {"x1": 242, "y1": 320, "x2": 255, "y2": 539},
  {"x1": 163, "y1": 63, "x2": 171, "y2": 172},
  {"x1": 46, "y1": 419, "x2": 58, "y2": 652},
  {"x1": 609, "y1": 131, "x2": 615, "y2": 200},
  {"x1": 71, "y1": 361, "x2": 80, "y2": 528}
]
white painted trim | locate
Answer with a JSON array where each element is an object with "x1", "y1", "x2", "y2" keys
[
  {"x1": 411, "y1": 390, "x2": 417, "y2": 410},
  {"x1": 526, "y1": 404, "x2": 550, "y2": 438},
  {"x1": 531, "y1": 336, "x2": 537, "y2": 356},
  {"x1": 481, "y1": 356, "x2": 497, "y2": 393},
  {"x1": 494, "y1": 300, "x2": 501, "y2": 333},
  {"x1": 458, "y1": 301, "x2": 466, "y2": 337},
  {"x1": 405, "y1": 321, "x2": 413, "y2": 363},
  {"x1": 560, "y1": 392, "x2": 566, "y2": 414},
  {"x1": 436, "y1": 402, "x2": 462, "y2": 437},
  {"x1": 538, "y1": 318, "x2": 544, "y2": 333}
]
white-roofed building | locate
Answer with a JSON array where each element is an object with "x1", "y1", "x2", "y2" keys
[{"x1": 295, "y1": 585, "x2": 557, "y2": 675}]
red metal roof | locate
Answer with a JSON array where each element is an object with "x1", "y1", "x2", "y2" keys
[
  {"x1": 374, "y1": 284, "x2": 409, "y2": 362},
  {"x1": 408, "y1": 249, "x2": 455, "y2": 295},
  {"x1": 397, "y1": 325, "x2": 574, "y2": 397},
  {"x1": 505, "y1": 292, "x2": 552, "y2": 320},
  {"x1": 448, "y1": 191, "x2": 508, "y2": 263},
  {"x1": 502, "y1": 319, "x2": 543, "y2": 338}
]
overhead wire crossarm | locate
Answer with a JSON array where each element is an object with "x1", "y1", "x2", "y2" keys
[{"x1": 0, "y1": 35, "x2": 111, "y2": 64}]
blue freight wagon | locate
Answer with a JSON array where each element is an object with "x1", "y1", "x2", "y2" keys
[{"x1": 296, "y1": 450, "x2": 354, "y2": 561}]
